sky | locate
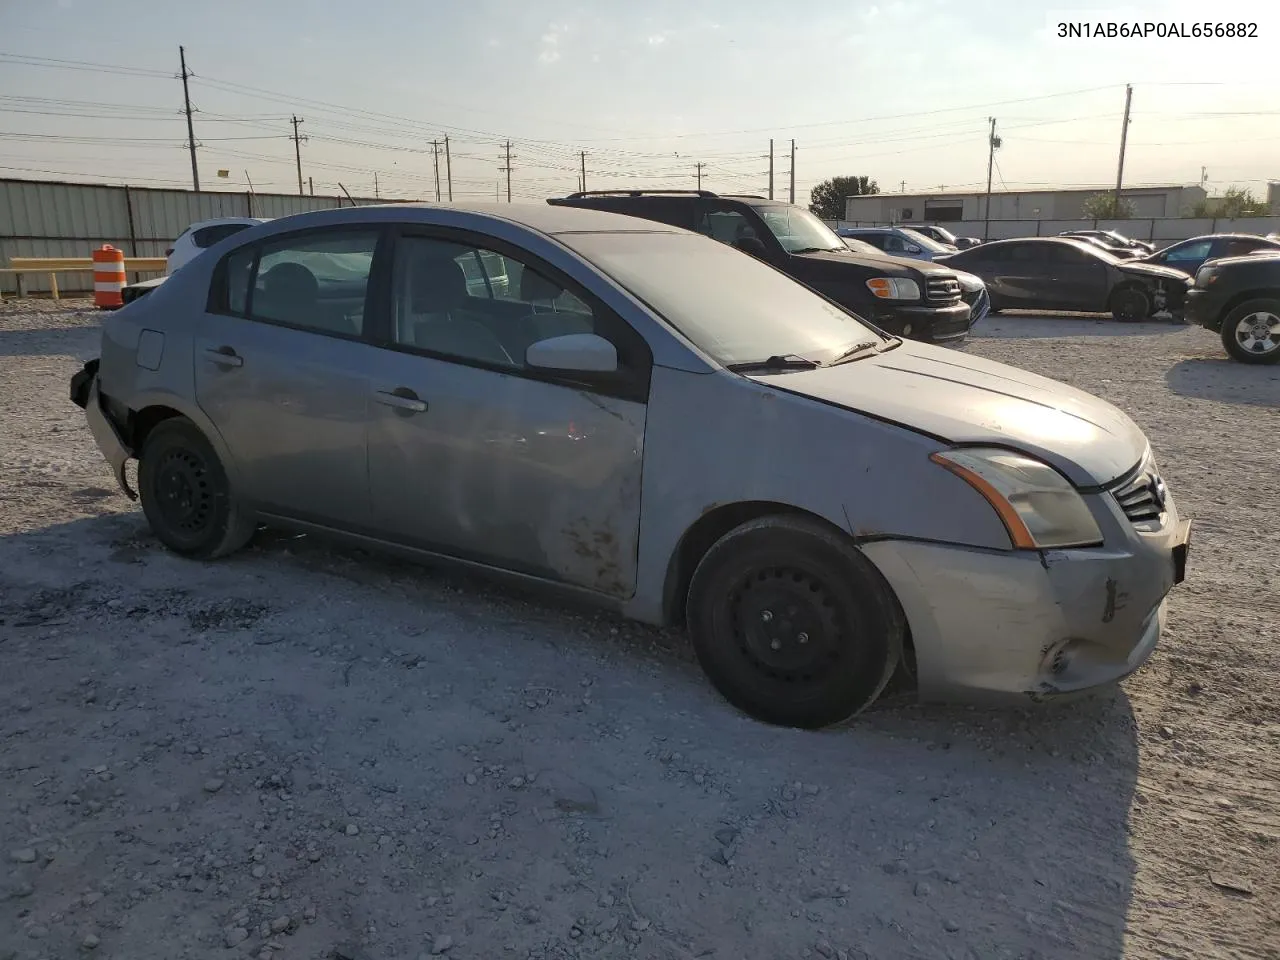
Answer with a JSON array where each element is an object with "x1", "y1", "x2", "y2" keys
[{"x1": 1, "y1": 0, "x2": 1278, "y2": 206}]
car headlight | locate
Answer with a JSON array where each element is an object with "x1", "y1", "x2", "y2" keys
[
  {"x1": 866, "y1": 277, "x2": 920, "y2": 300},
  {"x1": 930, "y1": 447, "x2": 1103, "y2": 549}
]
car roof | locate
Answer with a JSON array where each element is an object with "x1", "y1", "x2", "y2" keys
[{"x1": 233, "y1": 202, "x2": 685, "y2": 239}]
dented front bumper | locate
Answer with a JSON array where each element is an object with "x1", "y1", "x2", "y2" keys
[
  {"x1": 862, "y1": 488, "x2": 1190, "y2": 704},
  {"x1": 71, "y1": 363, "x2": 137, "y2": 500}
]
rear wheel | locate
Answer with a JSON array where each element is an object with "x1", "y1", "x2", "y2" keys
[
  {"x1": 1220, "y1": 299, "x2": 1280, "y2": 364},
  {"x1": 1110, "y1": 286, "x2": 1151, "y2": 323},
  {"x1": 138, "y1": 418, "x2": 256, "y2": 559},
  {"x1": 686, "y1": 516, "x2": 904, "y2": 729}
]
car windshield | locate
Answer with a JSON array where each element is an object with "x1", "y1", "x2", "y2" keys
[
  {"x1": 897, "y1": 228, "x2": 953, "y2": 254},
  {"x1": 918, "y1": 225, "x2": 957, "y2": 244},
  {"x1": 570, "y1": 231, "x2": 884, "y2": 366},
  {"x1": 751, "y1": 205, "x2": 845, "y2": 253}
]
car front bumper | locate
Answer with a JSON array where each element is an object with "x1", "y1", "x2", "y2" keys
[
  {"x1": 886, "y1": 301, "x2": 972, "y2": 344},
  {"x1": 1185, "y1": 287, "x2": 1229, "y2": 331},
  {"x1": 861, "y1": 488, "x2": 1190, "y2": 704}
]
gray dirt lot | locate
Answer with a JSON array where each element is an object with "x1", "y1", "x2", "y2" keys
[{"x1": 1, "y1": 300, "x2": 1277, "y2": 960}]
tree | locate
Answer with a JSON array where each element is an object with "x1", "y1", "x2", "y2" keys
[
  {"x1": 1201, "y1": 186, "x2": 1269, "y2": 219},
  {"x1": 1081, "y1": 193, "x2": 1135, "y2": 219},
  {"x1": 809, "y1": 175, "x2": 879, "y2": 221}
]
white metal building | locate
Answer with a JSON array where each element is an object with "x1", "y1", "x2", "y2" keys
[{"x1": 845, "y1": 184, "x2": 1207, "y2": 224}]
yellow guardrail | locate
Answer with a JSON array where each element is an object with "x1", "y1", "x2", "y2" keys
[{"x1": 1, "y1": 257, "x2": 168, "y2": 300}]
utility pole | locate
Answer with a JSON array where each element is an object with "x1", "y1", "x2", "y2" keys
[
  {"x1": 695, "y1": 162, "x2": 704, "y2": 190},
  {"x1": 308, "y1": 176, "x2": 313, "y2": 196},
  {"x1": 768, "y1": 139, "x2": 774, "y2": 199},
  {"x1": 373, "y1": 171, "x2": 379, "y2": 199},
  {"x1": 444, "y1": 136, "x2": 453, "y2": 201},
  {"x1": 501, "y1": 141, "x2": 512, "y2": 201},
  {"x1": 580, "y1": 151, "x2": 587, "y2": 192},
  {"x1": 789, "y1": 139, "x2": 796, "y2": 204},
  {"x1": 900, "y1": 180, "x2": 906, "y2": 193},
  {"x1": 179, "y1": 46, "x2": 199, "y2": 192},
  {"x1": 983, "y1": 117, "x2": 999, "y2": 240},
  {"x1": 1113, "y1": 83, "x2": 1133, "y2": 218},
  {"x1": 290, "y1": 115, "x2": 306, "y2": 196},
  {"x1": 431, "y1": 140, "x2": 441, "y2": 201}
]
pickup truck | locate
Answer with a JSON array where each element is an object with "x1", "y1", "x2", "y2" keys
[{"x1": 1185, "y1": 252, "x2": 1280, "y2": 364}]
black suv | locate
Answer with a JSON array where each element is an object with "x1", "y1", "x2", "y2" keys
[
  {"x1": 547, "y1": 190, "x2": 973, "y2": 343},
  {"x1": 1185, "y1": 252, "x2": 1280, "y2": 364}
]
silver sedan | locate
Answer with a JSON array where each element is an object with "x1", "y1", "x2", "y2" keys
[{"x1": 71, "y1": 202, "x2": 1191, "y2": 728}]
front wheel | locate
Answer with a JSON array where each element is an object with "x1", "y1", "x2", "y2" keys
[
  {"x1": 1220, "y1": 299, "x2": 1280, "y2": 364},
  {"x1": 686, "y1": 516, "x2": 904, "y2": 729},
  {"x1": 138, "y1": 417, "x2": 256, "y2": 559},
  {"x1": 1110, "y1": 286, "x2": 1151, "y2": 323}
]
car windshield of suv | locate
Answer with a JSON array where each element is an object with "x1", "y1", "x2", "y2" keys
[
  {"x1": 752, "y1": 205, "x2": 846, "y2": 254},
  {"x1": 897, "y1": 228, "x2": 953, "y2": 254},
  {"x1": 570, "y1": 231, "x2": 886, "y2": 365}
]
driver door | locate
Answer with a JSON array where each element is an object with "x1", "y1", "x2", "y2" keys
[{"x1": 363, "y1": 229, "x2": 652, "y2": 597}]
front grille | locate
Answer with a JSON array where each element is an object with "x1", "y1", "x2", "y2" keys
[
  {"x1": 1112, "y1": 464, "x2": 1167, "y2": 523},
  {"x1": 925, "y1": 277, "x2": 962, "y2": 302}
]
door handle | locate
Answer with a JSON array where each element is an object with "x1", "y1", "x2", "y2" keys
[
  {"x1": 374, "y1": 388, "x2": 427, "y2": 413},
  {"x1": 204, "y1": 346, "x2": 243, "y2": 368}
]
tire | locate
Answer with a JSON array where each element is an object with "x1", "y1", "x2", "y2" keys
[
  {"x1": 686, "y1": 515, "x2": 904, "y2": 729},
  {"x1": 1110, "y1": 286, "x2": 1150, "y2": 323},
  {"x1": 138, "y1": 417, "x2": 256, "y2": 559},
  {"x1": 1220, "y1": 299, "x2": 1280, "y2": 365}
]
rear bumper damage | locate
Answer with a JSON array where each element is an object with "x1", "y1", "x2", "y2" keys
[{"x1": 71, "y1": 361, "x2": 136, "y2": 500}]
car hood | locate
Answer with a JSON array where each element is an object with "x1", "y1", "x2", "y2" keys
[
  {"x1": 748, "y1": 341, "x2": 1146, "y2": 486},
  {"x1": 950, "y1": 269, "x2": 985, "y2": 293},
  {"x1": 793, "y1": 248, "x2": 957, "y2": 277},
  {"x1": 1117, "y1": 260, "x2": 1190, "y2": 283}
]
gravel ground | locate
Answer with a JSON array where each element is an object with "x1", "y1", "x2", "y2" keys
[{"x1": 1, "y1": 299, "x2": 1277, "y2": 960}]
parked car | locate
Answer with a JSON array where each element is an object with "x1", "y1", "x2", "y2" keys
[
  {"x1": 67, "y1": 202, "x2": 1190, "y2": 728},
  {"x1": 1185, "y1": 251, "x2": 1280, "y2": 364},
  {"x1": 549, "y1": 190, "x2": 973, "y2": 343},
  {"x1": 938, "y1": 237, "x2": 1191, "y2": 321},
  {"x1": 837, "y1": 226, "x2": 957, "y2": 260},
  {"x1": 1141, "y1": 233, "x2": 1280, "y2": 276},
  {"x1": 903, "y1": 224, "x2": 982, "y2": 250},
  {"x1": 122, "y1": 217, "x2": 268, "y2": 304},
  {"x1": 169, "y1": 217, "x2": 267, "y2": 273},
  {"x1": 1060, "y1": 230, "x2": 1155, "y2": 254},
  {"x1": 839, "y1": 237, "x2": 990, "y2": 330}
]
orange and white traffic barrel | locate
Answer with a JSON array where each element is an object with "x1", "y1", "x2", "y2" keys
[{"x1": 92, "y1": 244, "x2": 125, "y2": 309}]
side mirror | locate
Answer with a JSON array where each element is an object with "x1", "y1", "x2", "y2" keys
[
  {"x1": 733, "y1": 237, "x2": 769, "y2": 258},
  {"x1": 525, "y1": 333, "x2": 618, "y2": 374}
]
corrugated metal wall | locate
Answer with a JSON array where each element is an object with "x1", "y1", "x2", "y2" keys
[{"x1": 0, "y1": 178, "x2": 390, "y2": 294}]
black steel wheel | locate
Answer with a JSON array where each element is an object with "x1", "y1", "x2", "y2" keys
[
  {"x1": 138, "y1": 417, "x2": 256, "y2": 559},
  {"x1": 1110, "y1": 286, "x2": 1151, "y2": 323},
  {"x1": 686, "y1": 515, "x2": 904, "y2": 729},
  {"x1": 1220, "y1": 299, "x2": 1280, "y2": 364}
]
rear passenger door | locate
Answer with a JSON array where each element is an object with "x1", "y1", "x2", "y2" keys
[
  {"x1": 362, "y1": 228, "x2": 652, "y2": 597},
  {"x1": 195, "y1": 226, "x2": 388, "y2": 527},
  {"x1": 991, "y1": 242, "x2": 1051, "y2": 307}
]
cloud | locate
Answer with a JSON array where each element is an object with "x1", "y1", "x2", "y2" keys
[
  {"x1": 647, "y1": 33, "x2": 669, "y2": 46},
  {"x1": 538, "y1": 23, "x2": 566, "y2": 64}
]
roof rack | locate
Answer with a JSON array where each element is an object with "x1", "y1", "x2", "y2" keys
[{"x1": 559, "y1": 189, "x2": 719, "y2": 199}]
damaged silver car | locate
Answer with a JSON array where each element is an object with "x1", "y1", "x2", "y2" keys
[{"x1": 70, "y1": 202, "x2": 1191, "y2": 728}]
